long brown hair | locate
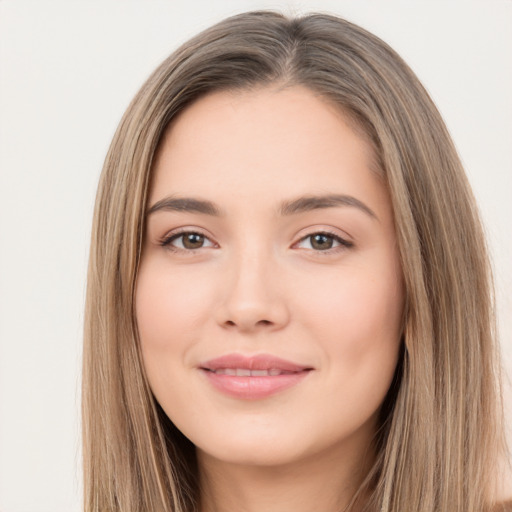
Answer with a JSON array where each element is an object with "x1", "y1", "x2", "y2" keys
[{"x1": 83, "y1": 11, "x2": 507, "y2": 511}]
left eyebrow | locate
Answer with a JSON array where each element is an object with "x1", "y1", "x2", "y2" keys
[
  {"x1": 147, "y1": 197, "x2": 222, "y2": 216},
  {"x1": 279, "y1": 194, "x2": 378, "y2": 220}
]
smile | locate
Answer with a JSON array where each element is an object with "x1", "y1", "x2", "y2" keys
[
  {"x1": 199, "y1": 354, "x2": 313, "y2": 400},
  {"x1": 208, "y1": 368, "x2": 296, "y2": 376}
]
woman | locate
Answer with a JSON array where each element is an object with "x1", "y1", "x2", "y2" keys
[{"x1": 83, "y1": 11, "x2": 510, "y2": 512}]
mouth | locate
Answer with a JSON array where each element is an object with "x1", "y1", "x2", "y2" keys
[
  {"x1": 199, "y1": 353, "x2": 314, "y2": 400},
  {"x1": 205, "y1": 368, "x2": 298, "y2": 376}
]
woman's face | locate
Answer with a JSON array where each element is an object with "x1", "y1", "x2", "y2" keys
[{"x1": 136, "y1": 86, "x2": 404, "y2": 468}]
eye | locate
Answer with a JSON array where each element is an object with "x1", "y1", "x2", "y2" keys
[
  {"x1": 161, "y1": 231, "x2": 216, "y2": 251},
  {"x1": 295, "y1": 232, "x2": 353, "y2": 251}
]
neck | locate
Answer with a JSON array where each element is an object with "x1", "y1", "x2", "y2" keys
[{"x1": 197, "y1": 442, "x2": 373, "y2": 512}]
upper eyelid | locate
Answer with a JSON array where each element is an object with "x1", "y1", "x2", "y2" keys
[
  {"x1": 162, "y1": 226, "x2": 212, "y2": 239},
  {"x1": 160, "y1": 228, "x2": 216, "y2": 247},
  {"x1": 298, "y1": 230, "x2": 346, "y2": 240},
  {"x1": 294, "y1": 231, "x2": 353, "y2": 249},
  {"x1": 294, "y1": 226, "x2": 353, "y2": 243}
]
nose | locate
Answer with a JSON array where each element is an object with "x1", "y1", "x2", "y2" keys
[{"x1": 214, "y1": 248, "x2": 290, "y2": 333}]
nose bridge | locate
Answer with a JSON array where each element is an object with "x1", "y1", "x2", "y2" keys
[{"x1": 217, "y1": 239, "x2": 288, "y2": 331}]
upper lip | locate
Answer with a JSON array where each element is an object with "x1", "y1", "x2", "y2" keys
[{"x1": 200, "y1": 353, "x2": 313, "y2": 372}]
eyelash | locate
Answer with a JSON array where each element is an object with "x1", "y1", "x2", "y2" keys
[
  {"x1": 294, "y1": 230, "x2": 354, "y2": 253},
  {"x1": 159, "y1": 229, "x2": 215, "y2": 253},
  {"x1": 159, "y1": 229, "x2": 353, "y2": 254}
]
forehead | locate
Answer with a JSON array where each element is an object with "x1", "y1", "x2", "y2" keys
[{"x1": 149, "y1": 86, "x2": 387, "y2": 214}]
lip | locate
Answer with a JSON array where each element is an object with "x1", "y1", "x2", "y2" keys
[{"x1": 199, "y1": 353, "x2": 313, "y2": 400}]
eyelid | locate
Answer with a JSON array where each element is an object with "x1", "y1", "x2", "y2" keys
[
  {"x1": 159, "y1": 227, "x2": 218, "y2": 251},
  {"x1": 292, "y1": 228, "x2": 354, "y2": 252}
]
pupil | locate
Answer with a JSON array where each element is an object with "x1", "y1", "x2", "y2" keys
[
  {"x1": 311, "y1": 234, "x2": 333, "y2": 250},
  {"x1": 183, "y1": 233, "x2": 204, "y2": 249}
]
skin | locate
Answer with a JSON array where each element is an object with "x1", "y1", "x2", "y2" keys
[{"x1": 136, "y1": 85, "x2": 404, "y2": 512}]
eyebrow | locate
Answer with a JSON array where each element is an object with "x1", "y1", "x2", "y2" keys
[
  {"x1": 147, "y1": 197, "x2": 221, "y2": 216},
  {"x1": 279, "y1": 194, "x2": 377, "y2": 220},
  {"x1": 147, "y1": 194, "x2": 377, "y2": 220}
]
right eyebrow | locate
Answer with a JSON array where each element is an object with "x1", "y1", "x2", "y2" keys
[
  {"x1": 146, "y1": 196, "x2": 222, "y2": 217},
  {"x1": 279, "y1": 194, "x2": 378, "y2": 220}
]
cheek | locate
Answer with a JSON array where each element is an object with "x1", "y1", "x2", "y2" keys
[
  {"x1": 135, "y1": 260, "x2": 215, "y2": 419},
  {"x1": 135, "y1": 260, "x2": 216, "y2": 401},
  {"x1": 298, "y1": 259, "x2": 403, "y2": 386},
  {"x1": 306, "y1": 269, "x2": 403, "y2": 434},
  {"x1": 302, "y1": 260, "x2": 402, "y2": 335},
  {"x1": 136, "y1": 260, "x2": 213, "y2": 352}
]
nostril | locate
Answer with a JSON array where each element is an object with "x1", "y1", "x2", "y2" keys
[{"x1": 224, "y1": 319, "x2": 273, "y2": 328}]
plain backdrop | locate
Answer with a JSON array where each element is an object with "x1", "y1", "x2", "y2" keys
[{"x1": 0, "y1": 1, "x2": 511, "y2": 511}]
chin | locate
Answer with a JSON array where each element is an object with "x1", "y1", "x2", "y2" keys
[{"x1": 196, "y1": 437, "x2": 308, "y2": 468}]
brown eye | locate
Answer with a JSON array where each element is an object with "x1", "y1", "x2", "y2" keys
[
  {"x1": 182, "y1": 233, "x2": 205, "y2": 249},
  {"x1": 310, "y1": 234, "x2": 334, "y2": 250},
  {"x1": 295, "y1": 232, "x2": 353, "y2": 252},
  {"x1": 162, "y1": 231, "x2": 215, "y2": 251}
]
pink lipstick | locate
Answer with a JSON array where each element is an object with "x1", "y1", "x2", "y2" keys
[{"x1": 199, "y1": 354, "x2": 313, "y2": 400}]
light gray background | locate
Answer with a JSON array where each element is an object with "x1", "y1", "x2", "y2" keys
[{"x1": 0, "y1": 1, "x2": 510, "y2": 510}]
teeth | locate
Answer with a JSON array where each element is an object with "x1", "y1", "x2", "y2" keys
[
  {"x1": 251, "y1": 370, "x2": 270, "y2": 377},
  {"x1": 212, "y1": 368, "x2": 291, "y2": 376}
]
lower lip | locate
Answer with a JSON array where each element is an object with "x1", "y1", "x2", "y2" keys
[{"x1": 201, "y1": 370, "x2": 311, "y2": 400}]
